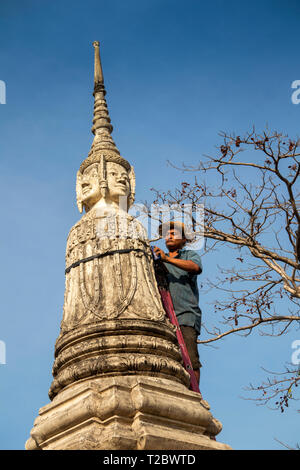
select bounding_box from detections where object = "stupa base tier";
[49,319,191,400]
[26,376,231,450]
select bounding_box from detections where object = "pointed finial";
[93,41,104,89]
[78,42,133,176]
[91,41,113,135]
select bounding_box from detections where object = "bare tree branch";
[148,127,300,412]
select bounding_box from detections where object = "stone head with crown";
[76,41,135,214]
[76,156,136,213]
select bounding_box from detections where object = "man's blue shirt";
[163,249,202,334]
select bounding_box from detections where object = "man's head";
[165,227,187,251]
[159,221,191,252]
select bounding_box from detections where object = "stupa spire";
[93,40,104,86]
[91,41,114,137]
[79,42,131,175]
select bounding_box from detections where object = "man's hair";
[159,221,192,242]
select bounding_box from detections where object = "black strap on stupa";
[65,248,149,274]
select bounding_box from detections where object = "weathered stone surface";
[61,209,166,332]
[26,376,231,450]
[49,318,191,399]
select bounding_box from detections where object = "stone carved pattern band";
[65,215,149,267]
[54,320,178,356]
[52,334,183,375]
[49,353,190,400]
[79,151,131,174]
[50,319,186,399]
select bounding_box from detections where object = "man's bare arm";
[164,256,201,274]
[153,247,201,274]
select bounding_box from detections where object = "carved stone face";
[78,161,131,212]
[80,163,101,210]
[106,162,130,204]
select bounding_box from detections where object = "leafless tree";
[148,127,300,412]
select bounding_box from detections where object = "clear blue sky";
[0,0,300,450]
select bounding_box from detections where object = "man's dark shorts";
[180,326,202,370]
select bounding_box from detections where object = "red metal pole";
[159,287,202,396]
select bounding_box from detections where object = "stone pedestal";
[26,376,231,450]
[26,315,231,450]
